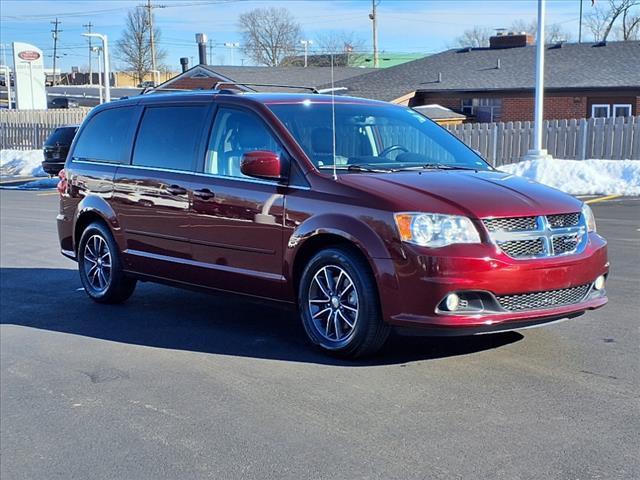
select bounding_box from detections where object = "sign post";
[12,42,47,110]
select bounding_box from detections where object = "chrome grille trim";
[497,284,591,311]
[483,213,586,259]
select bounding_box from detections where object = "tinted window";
[133,105,208,171]
[73,107,137,163]
[204,107,283,179]
[269,103,489,172]
[45,126,77,146]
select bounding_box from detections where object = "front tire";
[298,247,390,358]
[78,221,136,304]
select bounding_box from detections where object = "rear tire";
[298,247,390,358]
[78,221,136,304]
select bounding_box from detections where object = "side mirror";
[240,150,283,180]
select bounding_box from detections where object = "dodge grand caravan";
[57,91,608,357]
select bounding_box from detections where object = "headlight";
[394,212,481,248]
[582,203,596,232]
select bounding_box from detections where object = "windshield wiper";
[395,163,479,172]
[317,164,394,173]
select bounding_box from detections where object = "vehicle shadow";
[0,267,523,366]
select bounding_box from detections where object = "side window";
[132,105,208,171]
[73,106,137,163]
[204,107,283,179]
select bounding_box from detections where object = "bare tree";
[238,7,301,67]
[116,7,166,85]
[315,31,366,66]
[587,0,640,41]
[509,19,572,42]
[452,26,492,48]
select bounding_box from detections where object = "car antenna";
[330,52,338,181]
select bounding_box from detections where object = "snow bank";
[1,149,45,177]
[500,159,640,196]
[16,177,59,190]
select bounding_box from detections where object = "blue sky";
[1,0,593,71]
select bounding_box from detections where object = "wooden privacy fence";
[1,109,91,150]
[446,116,640,166]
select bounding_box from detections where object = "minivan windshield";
[268,102,491,173]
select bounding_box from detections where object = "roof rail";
[138,86,199,95]
[212,81,320,93]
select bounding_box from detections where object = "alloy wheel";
[307,265,359,343]
[83,234,112,292]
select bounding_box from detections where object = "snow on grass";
[1,149,45,177]
[500,159,640,196]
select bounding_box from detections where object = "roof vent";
[496,58,501,69]
[594,40,607,47]
[437,72,442,83]
[489,32,534,49]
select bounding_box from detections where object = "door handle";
[166,184,187,195]
[193,188,215,200]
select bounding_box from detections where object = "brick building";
[330,35,640,123]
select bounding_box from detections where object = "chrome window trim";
[71,159,311,190]
[484,214,587,259]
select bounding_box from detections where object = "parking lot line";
[585,194,622,204]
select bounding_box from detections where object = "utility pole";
[140,1,165,84]
[369,0,379,68]
[300,40,313,67]
[83,21,93,85]
[578,0,583,43]
[208,38,214,65]
[51,18,62,85]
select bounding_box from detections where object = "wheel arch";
[73,195,122,253]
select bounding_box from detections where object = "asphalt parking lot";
[1,189,638,480]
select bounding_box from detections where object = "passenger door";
[188,106,286,299]
[112,103,210,282]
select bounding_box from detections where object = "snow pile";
[1,149,45,177]
[17,177,59,190]
[500,159,640,196]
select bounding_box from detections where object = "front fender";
[284,214,401,317]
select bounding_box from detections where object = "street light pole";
[82,32,110,102]
[524,0,552,161]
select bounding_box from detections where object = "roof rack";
[212,81,320,93]
[139,86,197,95]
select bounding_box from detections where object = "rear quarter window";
[132,105,208,171]
[72,106,137,163]
[45,126,77,146]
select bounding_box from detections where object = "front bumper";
[381,232,609,332]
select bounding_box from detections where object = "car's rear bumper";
[42,161,65,175]
[378,232,609,332]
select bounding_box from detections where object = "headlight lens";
[394,212,481,247]
[582,203,596,232]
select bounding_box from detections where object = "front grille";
[552,234,580,255]
[483,212,586,259]
[483,216,537,232]
[547,213,580,228]
[497,284,591,311]
[499,239,544,258]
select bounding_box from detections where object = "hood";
[340,170,583,218]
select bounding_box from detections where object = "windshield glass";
[268,102,490,172]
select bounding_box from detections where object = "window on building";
[591,104,611,118]
[613,104,632,118]
[73,106,137,163]
[132,105,208,171]
[461,98,502,122]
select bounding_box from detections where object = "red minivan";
[57,91,608,357]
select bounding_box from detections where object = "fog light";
[594,275,605,291]
[445,293,460,311]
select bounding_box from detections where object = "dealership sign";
[12,42,47,110]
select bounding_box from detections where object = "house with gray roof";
[327,34,640,123]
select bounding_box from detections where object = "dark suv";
[57,91,608,357]
[42,125,78,176]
